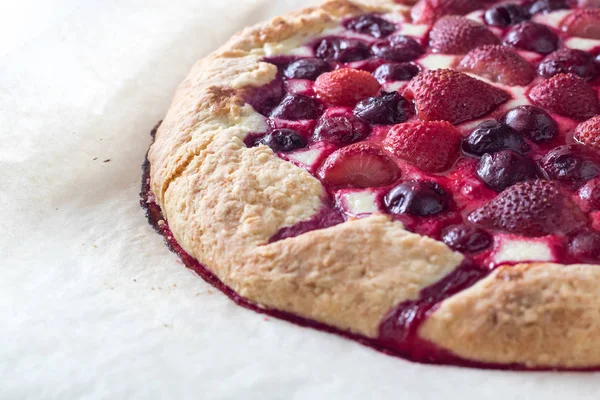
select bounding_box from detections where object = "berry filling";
[237,6,600,367]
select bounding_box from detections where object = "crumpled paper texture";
[1,0,598,398]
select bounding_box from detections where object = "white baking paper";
[1,1,599,398]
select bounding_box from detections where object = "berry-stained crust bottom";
[142,125,596,371]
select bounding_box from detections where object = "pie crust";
[146,0,600,368]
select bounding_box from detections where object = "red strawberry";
[314,69,381,106]
[317,142,400,188]
[468,180,587,237]
[457,45,535,86]
[403,69,510,124]
[383,121,461,172]
[411,0,490,24]
[562,9,600,40]
[574,115,600,152]
[428,16,500,55]
[529,73,600,120]
[575,0,600,7]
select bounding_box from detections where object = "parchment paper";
[1,1,599,398]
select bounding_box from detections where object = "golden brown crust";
[420,263,600,368]
[148,0,600,367]
[149,0,463,339]
[152,0,460,338]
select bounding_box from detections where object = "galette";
[142,0,600,369]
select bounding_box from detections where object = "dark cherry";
[476,150,539,192]
[568,230,600,261]
[504,21,559,54]
[462,120,529,157]
[257,129,307,152]
[283,58,332,80]
[373,62,420,82]
[441,225,492,253]
[314,37,371,63]
[371,35,424,62]
[270,94,323,120]
[577,177,600,212]
[353,91,412,125]
[484,4,530,27]
[312,115,371,146]
[539,144,600,188]
[501,105,558,143]
[245,78,283,116]
[527,0,569,14]
[344,14,396,38]
[537,49,598,81]
[384,181,450,217]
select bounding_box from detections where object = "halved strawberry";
[383,121,461,173]
[574,115,600,153]
[404,69,510,124]
[317,142,400,188]
[529,73,600,120]
[468,180,587,237]
[411,0,489,24]
[457,45,535,86]
[314,69,381,106]
[428,16,500,55]
[562,8,600,39]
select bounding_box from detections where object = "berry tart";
[142,0,600,369]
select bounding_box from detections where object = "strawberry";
[403,69,510,124]
[411,0,489,24]
[383,121,461,172]
[562,9,600,40]
[529,73,600,120]
[575,0,600,7]
[457,45,535,86]
[574,115,600,153]
[428,16,500,55]
[317,142,400,188]
[314,69,381,106]
[468,180,587,237]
